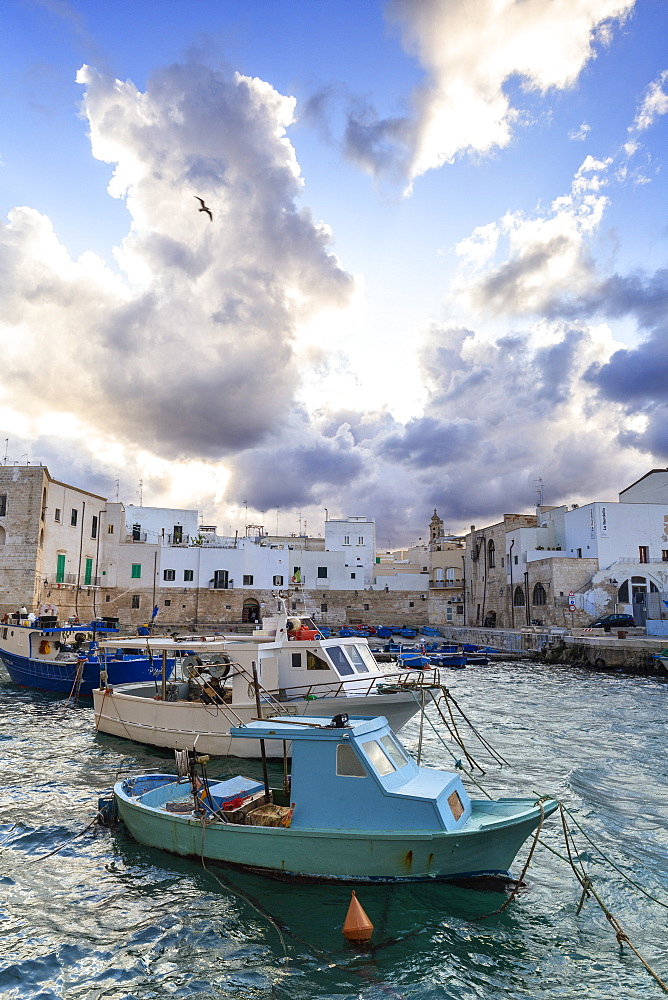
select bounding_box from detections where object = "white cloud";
[387,0,634,181]
[632,69,668,132]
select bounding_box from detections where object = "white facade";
[123,505,200,545]
[324,516,376,585]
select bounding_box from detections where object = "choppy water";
[1,662,667,999]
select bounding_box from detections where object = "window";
[639,546,649,564]
[361,740,395,776]
[243,574,254,585]
[0,495,6,517]
[91,515,98,539]
[163,569,175,581]
[132,523,141,541]
[513,586,525,607]
[108,524,114,534]
[131,595,140,609]
[358,536,364,545]
[363,603,369,611]
[273,575,283,586]
[350,572,356,579]
[343,535,350,545]
[347,646,370,673]
[409,601,414,607]
[54,508,61,522]
[213,569,229,589]
[380,735,408,769]
[317,567,328,579]
[184,569,194,582]
[173,525,183,543]
[307,650,330,670]
[533,582,547,605]
[514,554,519,565]
[321,603,328,612]
[164,599,171,607]
[56,553,66,584]
[487,539,495,568]
[662,551,668,563]
[105,594,111,602]
[336,743,367,777]
[291,567,302,584]
[84,558,93,586]
[131,563,142,579]
[71,508,78,526]
[291,652,302,668]
[576,548,582,558]
[326,645,354,676]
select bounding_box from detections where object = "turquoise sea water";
[0,662,666,999]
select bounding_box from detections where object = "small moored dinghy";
[109,713,557,883]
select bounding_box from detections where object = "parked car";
[587,613,636,632]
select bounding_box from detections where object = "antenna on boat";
[251,660,271,804]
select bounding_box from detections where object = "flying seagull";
[194,196,213,221]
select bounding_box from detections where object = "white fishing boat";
[92,597,442,758]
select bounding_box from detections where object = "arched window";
[617,580,629,603]
[532,582,546,605]
[487,539,495,568]
[513,586,525,607]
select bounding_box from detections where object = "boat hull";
[114,777,556,882]
[0,651,173,697]
[93,685,425,757]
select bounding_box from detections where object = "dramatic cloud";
[455,155,611,317]
[343,0,634,184]
[0,62,353,464]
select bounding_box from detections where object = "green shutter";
[131,564,141,579]
[84,558,93,586]
[56,554,65,584]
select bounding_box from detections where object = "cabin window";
[347,645,370,673]
[336,743,367,777]
[448,790,465,821]
[131,564,142,579]
[326,645,354,676]
[163,569,175,581]
[306,650,329,670]
[184,570,194,582]
[291,652,302,668]
[355,645,378,672]
[380,735,408,769]
[361,740,396,776]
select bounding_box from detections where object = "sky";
[2,0,668,545]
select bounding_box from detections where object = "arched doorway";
[242,598,260,624]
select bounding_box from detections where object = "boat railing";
[263,667,443,703]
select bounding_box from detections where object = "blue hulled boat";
[0,615,173,696]
[109,713,557,883]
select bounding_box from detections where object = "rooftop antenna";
[138,479,143,506]
[3,439,7,465]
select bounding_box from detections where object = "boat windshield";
[361,735,409,775]
[325,645,354,676]
[351,644,379,673]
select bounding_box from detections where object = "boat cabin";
[229,715,472,832]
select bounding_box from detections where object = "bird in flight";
[194,196,213,221]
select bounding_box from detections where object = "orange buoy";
[342,890,374,944]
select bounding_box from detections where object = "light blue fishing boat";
[109,714,557,883]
